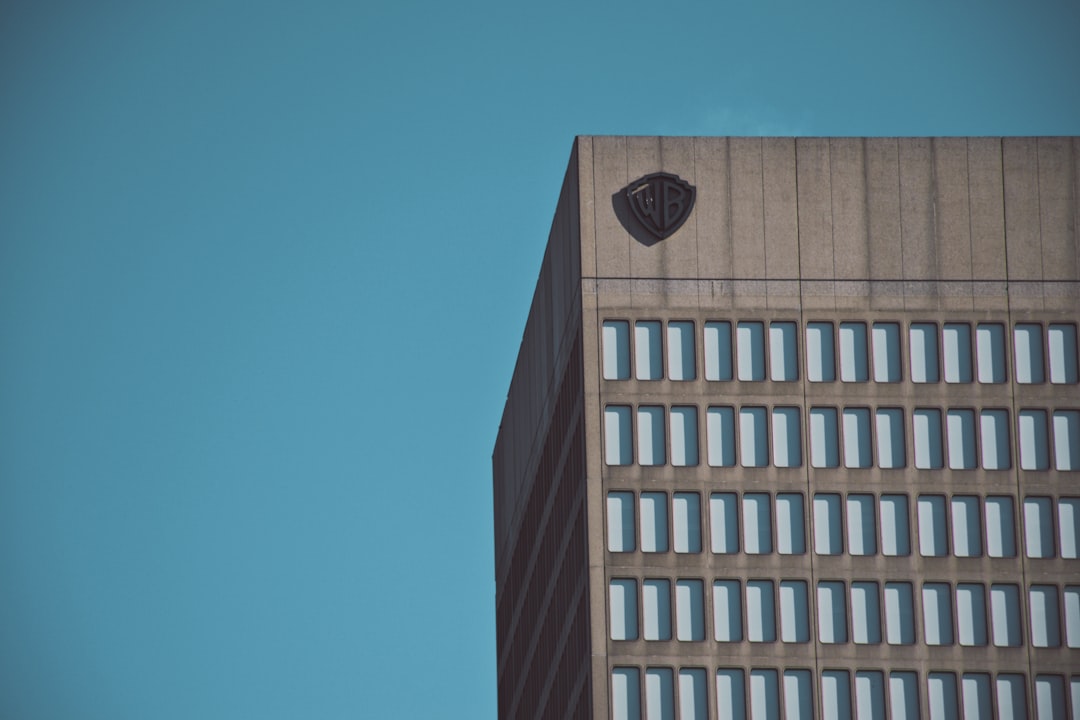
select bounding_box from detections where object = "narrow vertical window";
[943,323,972,383]
[769,321,798,381]
[985,495,1017,558]
[715,669,746,720]
[839,322,869,382]
[889,673,919,720]
[1048,324,1079,384]
[606,405,633,465]
[961,675,992,720]
[995,675,1027,720]
[672,493,701,554]
[850,582,882,644]
[638,406,666,466]
[607,492,635,552]
[809,407,840,468]
[771,406,801,468]
[927,674,958,720]
[1029,585,1060,647]
[922,583,954,645]
[610,579,639,640]
[603,320,631,379]
[1018,409,1050,470]
[779,580,809,643]
[670,406,699,467]
[1059,497,1079,559]
[814,493,843,555]
[667,321,696,381]
[745,580,776,642]
[1034,676,1066,720]
[976,323,1006,383]
[749,670,779,720]
[679,669,708,720]
[775,493,805,555]
[712,580,742,642]
[884,583,915,645]
[635,321,663,380]
[703,321,733,381]
[820,671,852,720]
[880,495,910,556]
[1063,586,1080,649]
[872,322,902,382]
[743,493,772,555]
[990,584,1022,647]
[739,407,768,467]
[913,408,944,469]
[706,406,736,467]
[640,493,668,553]
[843,408,872,468]
[736,321,765,381]
[980,409,1011,469]
[675,579,705,641]
[1014,324,1044,383]
[612,668,642,720]
[806,322,835,382]
[956,584,987,646]
[1053,410,1080,470]
[946,409,977,469]
[950,495,982,558]
[1024,496,1055,558]
[710,493,739,554]
[855,672,886,720]
[642,579,672,641]
[875,408,905,468]
[909,323,939,383]
[645,668,674,720]
[918,495,948,557]
[817,581,847,644]
[846,494,877,556]
[783,670,814,720]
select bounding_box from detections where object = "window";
[927,673,958,720]
[672,493,701,554]
[1014,324,1044,383]
[667,321,695,380]
[603,321,631,379]
[743,493,772,554]
[809,407,839,468]
[875,408,905,468]
[610,579,639,640]
[1064,586,1080,649]
[771,407,801,467]
[670,406,699,466]
[1024,496,1055,558]
[851,582,881,644]
[872,322,901,382]
[847,494,876,556]
[1018,409,1050,470]
[817,581,847,644]
[635,321,663,380]
[839,322,868,382]
[990,584,1022,647]
[642,579,672,640]
[605,406,633,465]
[918,495,948,557]
[1034,676,1066,720]
[736,322,765,381]
[679,669,708,720]
[712,580,742,642]
[951,496,982,557]
[1060,498,1080,559]
[1048,324,1078,383]
[985,495,1017,558]
[638,406,666,466]
[855,672,886,720]
[820,671,852,720]
[612,668,641,720]
[715,670,745,720]
[956,584,987,646]
[995,675,1027,720]
[980,410,1011,469]
[779,581,810,643]
[1054,410,1080,470]
[806,322,835,382]
[645,668,674,720]
[703,321,733,381]
[943,323,972,383]
[889,673,919,720]
[880,495,910,556]
[1029,585,1060,648]
[909,323,939,383]
[783,670,814,720]
[814,494,842,555]
[739,407,768,467]
[946,409,977,469]
[607,492,635,552]
[922,583,953,645]
[769,322,798,381]
[961,674,992,720]
[775,494,805,555]
[976,323,1006,383]
[640,493,668,553]
[710,493,739,554]
[746,580,776,642]
[749,670,779,720]
[706,406,736,467]
[843,408,872,468]
[675,579,705,641]
[884,583,915,645]
[913,409,943,469]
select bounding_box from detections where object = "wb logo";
[623,172,696,241]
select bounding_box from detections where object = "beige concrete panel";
[1076,138,1080,281]
[626,137,664,282]
[729,137,766,279]
[1038,137,1077,281]
[864,138,903,281]
[762,138,799,280]
[575,137,596,279]
[693,137,732,281]
[899,137,936,285]
[967,137,1007,280]
[657,136,700,279]
[795,137,834,280]
[932,138,973,288]
[592,136,631,279]
[1002,137,1043,281]
[830,138,869,282]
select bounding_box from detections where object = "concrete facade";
[494,137,1080,720]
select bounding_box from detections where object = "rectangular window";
[769,321,798,381]
[703,321,733,381]
[1053,410,1080,470]
[1060,498,1079,559]
[851,581,882,644]
[820,671,852,720]
[814,493,843,555]
[980,409,1011,469]
[847,494,876,556]
[875,408,905,468]
[640,493,668,553]
[646,668,674,720]
[607,492,635,552]
[839,322,869,382]
[679,669,708,720]
[918,495,948,557]
[775,493,805,555]
[610,579,639,640]
[956,584,987,646]
[961,674,992,720]
[817,581,847,644]
[672,493,701,554]
[670,406,699,466]
[880,495,911,556]
[927,673,958,720]
[1064,586,1080,649]
[771,407,801,467]
[922,583,954,645]
[736,322,765,381]
[743,493,772,554]
[990,584,1022,647]
[1018,409,1050,470]
[642,579,672,640]
[913,408,944,469]
[749,670,779,720]
[976,323,1006,383]
[855,672,886,720]
[943,323,972,383]
[1048,323,1079,383]
[843,408,872,468]
[740,407,768,467]
[946,409,977,469]
[806,322,835,382]
[1024,496,1055,558]
[746,580,776,642]
[1014,324,1044,383]
[783,670,814,720]
[635,321,663,380]
[603,321,631,380]
[675,579,705,641]
[1029,585,1060,647]
[872,322,902,382]
[810,407,840,468]
[638,406,666,466]
[951,496,982,557]
[779,580,809,643]
[889,672,919,720]
[715,669,745,720]
[612,668,641,720]
[712,580,742,642]
[985,496,1017,558]
[667,321,696,381]
[1034,676,1066,720]
[884,583,915,645]
[706,406,736,467]
[710,493,739,554]
[909,323,939,383]
[995,675,1027,720]
[605,406,633,465]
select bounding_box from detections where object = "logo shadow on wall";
[613,172,696,246]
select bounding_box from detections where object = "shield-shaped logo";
[625,172,696,240]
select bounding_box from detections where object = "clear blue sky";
[1,1,1078,718]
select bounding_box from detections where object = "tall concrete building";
[493,137,1080,720]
